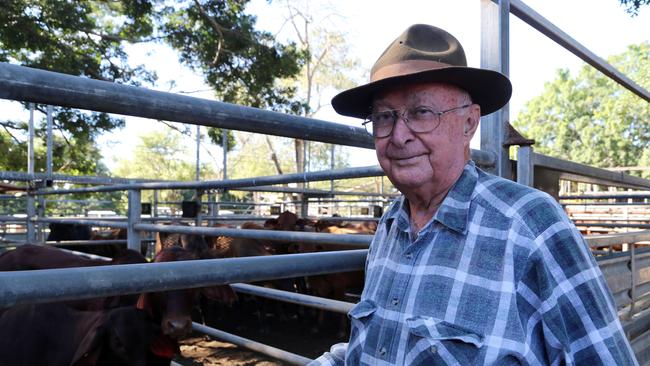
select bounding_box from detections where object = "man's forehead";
[372,82,468,107]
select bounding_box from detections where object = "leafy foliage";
[113,128,218,203]
[618,0,650,15]
[512,42,650,170]
[0,0,307,174]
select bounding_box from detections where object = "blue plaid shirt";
[310,161,636,365]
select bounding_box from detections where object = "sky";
[1,0,649,173]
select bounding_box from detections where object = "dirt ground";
[173,304,348,365]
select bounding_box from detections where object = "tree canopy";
[512,42,649,172]
[0,0,306,173]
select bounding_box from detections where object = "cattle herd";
[0,211,377,365]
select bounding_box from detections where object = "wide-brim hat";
[331,24,512,118]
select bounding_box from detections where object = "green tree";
[618,0,650,15]
[0,0,306,173]
[513,42,650,170]
[113,129,218,204]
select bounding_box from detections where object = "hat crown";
[370,24,467,79]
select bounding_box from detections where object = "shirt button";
[379,347,387,356]
[404,252,413,259]
[430,345,437,353]
[391,298,399,306]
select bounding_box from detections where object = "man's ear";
[463,104,480,137]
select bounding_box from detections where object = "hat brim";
[331,67,512,118]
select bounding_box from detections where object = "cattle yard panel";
[2,0,650,364]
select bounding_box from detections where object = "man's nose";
[390,115,414,144]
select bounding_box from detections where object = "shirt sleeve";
[307,342,348,366]
[516,221,638,365]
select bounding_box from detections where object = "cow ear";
[71,321,106,366]
[201,285,238,305]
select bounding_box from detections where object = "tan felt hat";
[331,24,512,118]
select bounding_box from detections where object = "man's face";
[373,82,479,194]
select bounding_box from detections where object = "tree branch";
[193,0,225,66]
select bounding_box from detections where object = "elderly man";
[310,24,636,365]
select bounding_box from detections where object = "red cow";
[0,244,147,310]
[0,302,153,366]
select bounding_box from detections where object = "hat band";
[370,60,452,82]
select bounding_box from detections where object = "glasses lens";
[406,107,439,133]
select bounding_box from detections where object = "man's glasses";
[362,104,472,138]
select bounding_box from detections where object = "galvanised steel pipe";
[134,223,373,247]
[0,170,161,184]
[0,63,500,169]
[508,0,650,103]
[33,166,386,195]
[0,250,368,307]
[230,283,354,314]
[0,63,373,149]
[192,322,312,365]
[534,153,650,190]
[36,218,128,229]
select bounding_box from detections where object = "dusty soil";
[173,304,349,365]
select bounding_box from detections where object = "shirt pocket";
[348,299,377,332]
[405,315,484,366]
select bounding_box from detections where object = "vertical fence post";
[196,125,201,181]
[36,196,45,242]
[28,103,35,174]
[195,189,203,227]
[480,0,511,179]
[629,242,637,319]
[517,146,534,186]
[127,189,142,252]
[26,193,36,243]
[46,105,53,181]
[207,191,215,226]
[222,129,228,180]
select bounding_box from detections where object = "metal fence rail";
[0,250,367,308]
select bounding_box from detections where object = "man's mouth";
[391,153,426,163]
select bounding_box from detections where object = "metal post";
[28,103,35,174]
[127,189,142,252]
[222,129,228,180]
[330,144,335,193]
[207,191,215,226]
[195,189,203,227]
[46,105,54,179]
[480,0,511,179]
[195,125,201,181]
[153,190,159,218]
[629,242,637,319]
[301,196,309,219]
[26,193,36,243]
[37,197,45,242]
[517,146,534,186]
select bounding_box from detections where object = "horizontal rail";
[576,223,650,229]
[33,166,386,195]
[134,223,372,247]
[235,185,399,197]
[534,153,650,190]
[0,170,162,184]
[231,283,354,314]
[192,322,311,365]
[0,250,368,307]
[36,218,128,229]
[562,193,650,200]
[0,63,374,149]
[586,231,650,248]
[509,0,650,103]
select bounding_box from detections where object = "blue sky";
[2,0,648,172]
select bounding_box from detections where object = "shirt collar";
[385,161,478,235]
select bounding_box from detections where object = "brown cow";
[0,244,147,310]
[0,302,153,366]
[300,225,370,337]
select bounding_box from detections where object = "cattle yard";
[1,0,650,365]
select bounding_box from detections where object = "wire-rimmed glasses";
[362,104,472,138]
